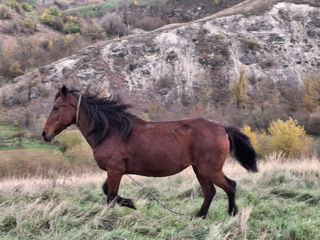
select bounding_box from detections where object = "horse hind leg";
[224,175,238,216]
[210,172,238,216]
[102,178,136,210]
[193,166,216,218]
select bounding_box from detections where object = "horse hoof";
[195,213,206,219]
[127,199,137,210]
[229,206,238,217]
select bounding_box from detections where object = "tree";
[230,65,248,108]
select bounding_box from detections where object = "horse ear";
[60,84,68,98]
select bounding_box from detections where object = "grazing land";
[0,158,319,240]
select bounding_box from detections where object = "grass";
[68,0,134,16]
[68,0,158,16]
[0,158,319,239]
[0,124,58,151]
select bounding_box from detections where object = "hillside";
[0,0,247,84]
[0,0,319,132]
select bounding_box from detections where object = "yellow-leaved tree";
[230,65,248,108]
[242,125,257,150]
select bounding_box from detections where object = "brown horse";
[42,85,257,218]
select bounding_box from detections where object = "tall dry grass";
[0,156,319,194]
[0,148,99,178]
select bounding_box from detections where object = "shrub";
[101,13,127,36]
[56,130,83,152]
[0,6,12,19]
[81,20,102,40]
[243,119,311,158]
[268,118,310,157]
[8,60,23,78]
[21,2,32,12]
[5,0,22,14]
[41,11,55,26]
[63,21,81,34]
[242,125,257,150]
[49,7,61,17]
[24,18,37,33]
[52,16,63,31]
[255,131,273,158]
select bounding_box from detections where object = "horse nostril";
[42,131,46,138]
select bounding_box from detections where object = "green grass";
[0,165,319,239]
[0,143,58,151]
[68,0,158,16]
[67,0,132,16]
[0,124,57,151]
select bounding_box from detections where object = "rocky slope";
[1,0,320,126]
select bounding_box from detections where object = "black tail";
[224,126,258,172]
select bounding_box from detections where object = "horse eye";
[53,106,59,111]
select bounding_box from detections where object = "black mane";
[55,89,134,146]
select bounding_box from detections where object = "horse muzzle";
[42,131,54,142]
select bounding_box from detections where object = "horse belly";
[128,150,190,177]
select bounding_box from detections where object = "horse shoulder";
[92,141,127,172]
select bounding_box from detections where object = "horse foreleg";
[103,175,136,209]
[106,172,122,208]
[193,166,216,218]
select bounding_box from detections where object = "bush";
[5,0,22,14]
[49,6,61,16]
[242,125,257,150]
[0,6,12,19]
[41,11,55,26]
[244,118,311,158]
[63,21,81,34]
[8,60,23,78]
[56,130,83,152]
[52,16,63,31]
[21,2,32,12]
[81,20,102,40]
[24,18,37,33]
[268,118,310,157]
[101,13,127,36]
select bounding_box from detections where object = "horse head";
[42,85,78,142]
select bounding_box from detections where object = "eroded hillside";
[0,0,320,131]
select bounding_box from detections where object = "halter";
[76,93,82,126]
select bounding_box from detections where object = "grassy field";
[0,158,319,239]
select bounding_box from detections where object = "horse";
[42,85,258,218]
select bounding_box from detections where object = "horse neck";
[76,108,96,148]
[76,107,122,148]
